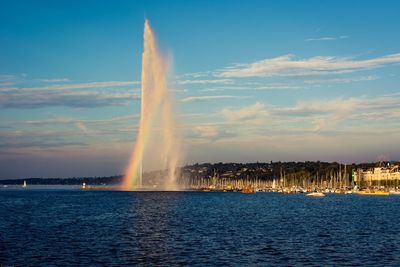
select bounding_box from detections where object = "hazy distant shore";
[1,161,398,186]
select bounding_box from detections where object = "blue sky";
[1,0,400,179]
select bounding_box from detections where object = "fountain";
[122,20,182,190]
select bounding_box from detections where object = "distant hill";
[1,161,398,185]
[0,175,123,185]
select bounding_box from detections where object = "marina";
[175,163,400,196]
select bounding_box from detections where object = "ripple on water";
[1,191,400,266]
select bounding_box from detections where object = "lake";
[1,189,400,266]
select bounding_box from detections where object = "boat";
[357,190,389,196]
[242,187,256,194]
[306,192,325,197]
[389,191,400,195]
[22,180,27,188]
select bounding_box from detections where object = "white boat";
[390,191,400,195]
[306,192,325,197]
[22,180,27,188]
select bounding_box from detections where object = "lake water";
[1,189,400,266]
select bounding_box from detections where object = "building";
[354,165,400,185]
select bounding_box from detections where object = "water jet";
[122,20,182,191]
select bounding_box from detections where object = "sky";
[1,0,400,179]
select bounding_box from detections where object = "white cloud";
[273,98,357,116]
[0,80,141,108]
[0,74,17,82]
[25,115,138,126]
[181,95,250,103]
[200,86,249,92]
[75,122,90,134]
[170,89,188,93]
[194,125,220,138]
[35,78,71,83]
[0,89,140,108]
[185,122,237,143]
[200,85,303,92]
[177,79,233,85]
[305,35,349,42]
[216,53,400,77]
[218,93,400,134]
[0,81,139,93]
[175,71,211,79]
[222,102,268,121]
[304,75,379,85]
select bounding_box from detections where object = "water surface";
[1,189,399,266]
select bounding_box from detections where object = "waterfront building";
[354,165,400,186]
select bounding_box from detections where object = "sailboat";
[22,180,27,188]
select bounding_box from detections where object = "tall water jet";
[122,20,182,190]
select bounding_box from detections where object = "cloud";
[272,98,357,116]
[0,81,139,92]
[260,97,359,132]
[193,125,220,138]
[304,75,379,85]
[0,122,138,151]
[75,122,90,135]
[35,78,71,83]
[181,95,250,103]
[305,35,349,42]
[274,95,400,132]
[0,82,16,87]
[0,90,139,108]
[222,102,268,121]
[0,74,17,82]
[177,79,233,85]
[200,86,249,92]
[25,115,138,126]
[23,115,139,135]
[0,130,88,150]
[0,74,18,87]
[0,80,141,108]
[186,123,237,143]
[200,85,304,92]
[218,93,400,134]
[0,140,87,150]
[198,75,377,93]
[170,89,188,93]
[216,53,400,77]
[176,71,211,79]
